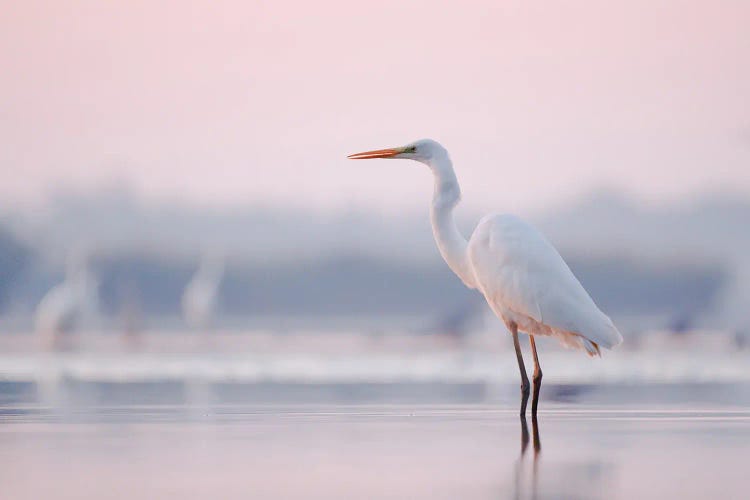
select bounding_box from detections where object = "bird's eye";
[406,146,417,153]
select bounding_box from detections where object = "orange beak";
[347,147,403,160]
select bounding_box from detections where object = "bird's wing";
[467,214,622,349]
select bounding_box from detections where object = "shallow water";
[2,332,749,498]
[1,402,748,499]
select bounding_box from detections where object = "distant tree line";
[0,226,34,312]
[0,222,726,320]
[93,252,724,318]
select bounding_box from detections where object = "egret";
[35,254,99,349]
[182,255,224,332]
[348,139,623,415]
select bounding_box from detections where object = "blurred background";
[1,0,749,406]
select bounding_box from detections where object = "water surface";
[1,402,747,499]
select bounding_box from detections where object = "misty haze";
[2,2,749,500]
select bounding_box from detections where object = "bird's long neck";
[427,152,476,289]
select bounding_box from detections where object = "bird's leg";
[529,335,543,416]
[511,324,530,416]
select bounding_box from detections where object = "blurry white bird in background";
[182,254,225,332]
[349,139,623,416]
[34,251,99,350]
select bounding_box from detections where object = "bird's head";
[347,138,447,165]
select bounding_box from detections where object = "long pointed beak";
[347,147,403,160]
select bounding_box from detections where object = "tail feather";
[582,338,601,357]
[551,329,602,356]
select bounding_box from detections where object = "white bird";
[35,255,99,349]
[182,255,224,332]
[349,139,623,415]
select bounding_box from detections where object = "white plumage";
[468,213,622,356]
[35,283,82,335]
[182,256,224,331]
[35,256,98,345]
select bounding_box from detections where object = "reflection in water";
[1,403,746,499]
[512,414,613,500]
[514,414,541,499]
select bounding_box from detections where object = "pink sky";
[1,1,749,213]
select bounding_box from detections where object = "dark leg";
[511,323,530,416]
[529,335,543,416]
